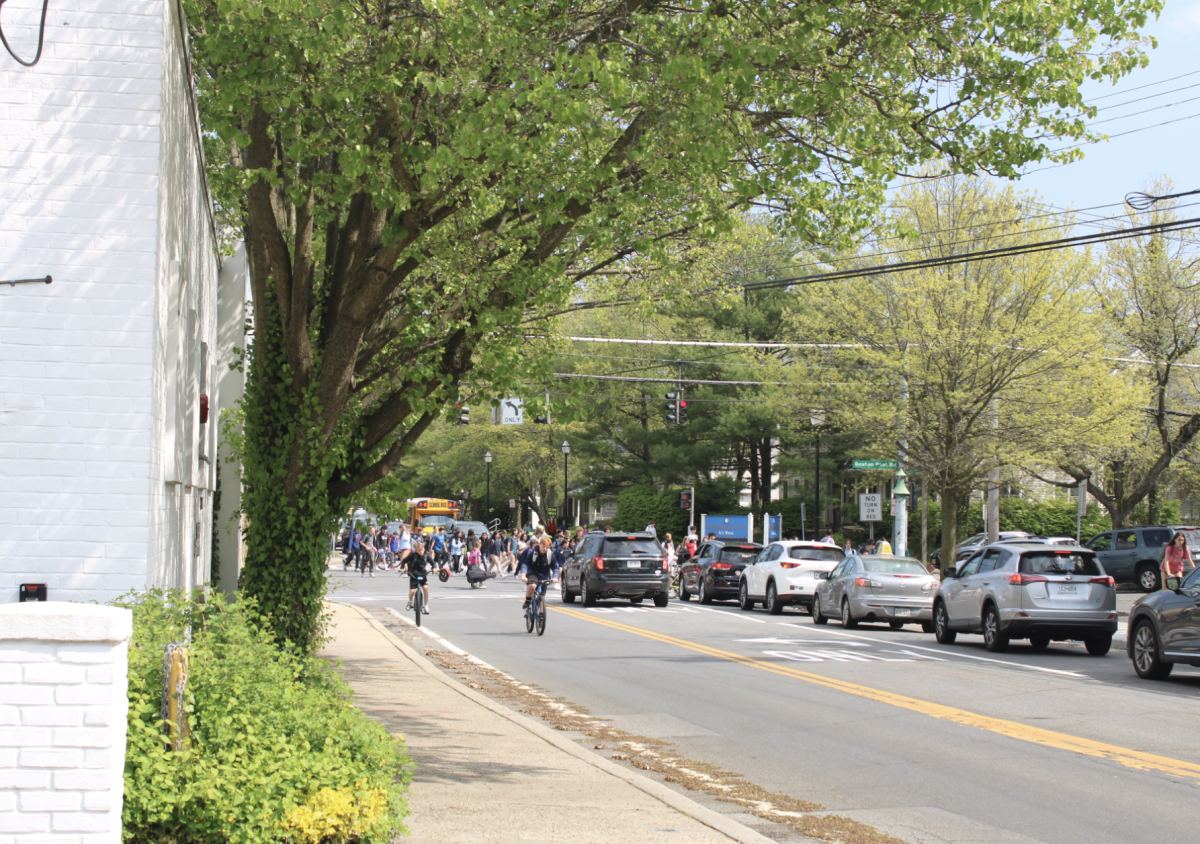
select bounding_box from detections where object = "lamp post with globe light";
[561,441,571,528]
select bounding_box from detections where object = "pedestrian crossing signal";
[456,403,470,425]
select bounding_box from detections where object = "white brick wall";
[0,0,233,603]
[0,602,132,844]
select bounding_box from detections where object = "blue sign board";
[768,515,782,542]
[708,515,749,540]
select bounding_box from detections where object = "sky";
[1009,0,1200,214]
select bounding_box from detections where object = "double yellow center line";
[553,605,1200,782]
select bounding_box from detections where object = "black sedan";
[679,541,762,604]
[1127,566,1200,679]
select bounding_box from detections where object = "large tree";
[781,177,1131,569]
[1035,184,1200,527]
[186,0,1159,647]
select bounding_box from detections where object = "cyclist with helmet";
[403,540,432,614]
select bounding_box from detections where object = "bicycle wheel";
[414,586,423,628]
[525,599,535,633]
[535,595,546,636]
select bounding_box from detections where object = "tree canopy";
[186,0,1162,646]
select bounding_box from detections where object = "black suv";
[679,540,763,603]
[561,532,670,607]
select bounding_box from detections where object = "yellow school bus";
[407,498,460,535]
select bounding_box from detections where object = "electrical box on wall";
[19,583,47,602]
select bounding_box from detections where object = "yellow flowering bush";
[282,784,390,844]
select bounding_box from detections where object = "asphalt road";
[330,566,1200,844]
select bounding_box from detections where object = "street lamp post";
[893,469,910,557]
[810,409,825,536]
[561,441,571,529]
[484,451,492,523]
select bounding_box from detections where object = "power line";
[0,0,49,67]
[740,215,1200,292]
[547,391,766,403]
[555,372,785,386]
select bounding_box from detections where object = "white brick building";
[0,0,245,605]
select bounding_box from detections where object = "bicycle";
[524,578,548,636]
[411,571,427,627]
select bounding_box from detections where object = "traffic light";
[456,403,470,425]
[678,398,688,424]
[665,392,679,424]
[680,490,692,510]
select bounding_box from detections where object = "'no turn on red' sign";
[859,493,883,522]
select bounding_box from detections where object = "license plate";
[1058,584,1078,594]
[625,561,640,569]
[893,607,913,617]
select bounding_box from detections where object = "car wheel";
[699,578,713,605]
[841,598,858,629]
[653,593,669,608]
[679,581,691,601]
[1085,633,1113,656]
[738,581,754,611]
[1137,564,1160,593]
[1132,620,1173,679]
[889,621,904,629]
[1029,634,1050,650]
[766,582,784,616]
[560,576,576,604]
[934,602,956,644]
[581,577,597,607]
[921,621,934,634]
[982,605,1009,653]
[811,596,829,625]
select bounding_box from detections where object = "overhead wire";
[0,0,49,67]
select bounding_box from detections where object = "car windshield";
[419,515,455,527]
[956,534,986,548]
[862,558,927,575]
[1019,551,1102,576]
[719,548,760,563]
[1184,567,1200,588]
[601,539,661,556]
[1175,529,1200,546]
[788,547,844,562]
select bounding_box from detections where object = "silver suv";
[932,543,1118,655]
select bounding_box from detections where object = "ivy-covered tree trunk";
[939,487,960,572]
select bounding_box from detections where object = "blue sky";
[1013,1,1200,213]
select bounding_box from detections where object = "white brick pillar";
[0,604,132,844]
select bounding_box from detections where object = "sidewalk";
[319,602,774,844]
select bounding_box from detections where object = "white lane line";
[384,606,469,656]
[778,622,1086,677]
[683,604,768,623]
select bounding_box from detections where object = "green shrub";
[116,590,409,844]
[612,486,688,536]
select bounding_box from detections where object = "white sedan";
[739,541,846,615]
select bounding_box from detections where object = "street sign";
[852,460,899,470]
[500,398,525,425]
[768,515,782,542]
[708,515,750,540]
[508,499,516,508]
[547,506,558,518]
[859,493,882,522]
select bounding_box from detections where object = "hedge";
[116,590,409,844]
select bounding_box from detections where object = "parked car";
[679,540,762,604]
[1126,566,1200,679]
[930,531,1034,569]
[932,543,1117,654]
[1083,526,1178,592]
[738,541,844,614]
[812,555,938,631]
[560,532,670,607]
[450,520,489,539]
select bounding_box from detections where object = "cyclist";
[520,535,558,610]
[403,540,432,614]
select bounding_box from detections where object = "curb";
[338,602,776,844]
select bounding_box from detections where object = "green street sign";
[547,507,558,518]
[852,459,900,470]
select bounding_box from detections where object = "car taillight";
[662,555,669,571]
[593,555,605,570]
[712,562,733,570]
[1006,573,1048,585]
[921,581,937,592]
[1089,576,1115,586]
[854,577,881,588]
[779,562,800,569]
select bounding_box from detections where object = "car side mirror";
[941,568,957,579]
[818,572,830,580]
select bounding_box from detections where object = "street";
[330,566,1200,844]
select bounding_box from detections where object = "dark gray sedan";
[1127,566,1200,679]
